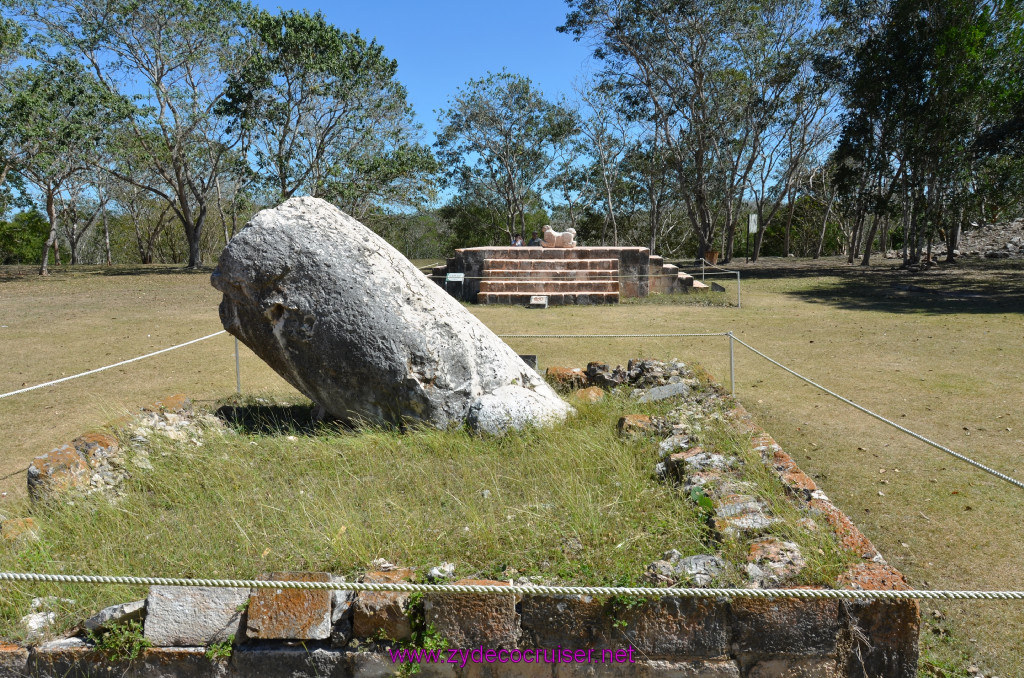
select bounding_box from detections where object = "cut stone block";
[352,568,414,641]
[247,572,332,640]
[232,645,347,678]
[615,597,729,657]
[746,658,838,678]
[519,595,612,647]
[730,598,840,656]
[144,585,247,647]
[0,643,28,676]
[424,579,518,648]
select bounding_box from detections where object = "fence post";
[736,271,742,308]
[234,337,241,395]
[728,331,735,395]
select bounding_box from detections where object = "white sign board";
[446,272,465,283]
[748,214,758,234]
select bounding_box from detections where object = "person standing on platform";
[526,231,542,247]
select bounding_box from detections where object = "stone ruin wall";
[2,377,919,678]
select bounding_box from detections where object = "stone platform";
[432,247,696,305]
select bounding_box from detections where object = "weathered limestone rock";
[0,644,28,676]
[82,599,145,633]
[27,433,125,501]
[637,382,691,403]
[352,568,414,641]
[144,585,247,647]
[572,386,605,403]
[645,551,725,587]
[27,444,90,501]
[247,572,332,640]
[211,197,571,433]
[424,579,519,648]
[545,366,588,391]
[746,538,806,587]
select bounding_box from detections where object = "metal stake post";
[736,272,742,308]
[728,332,735,395]
[234,338,241,394]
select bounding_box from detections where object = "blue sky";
[256,0,596,139]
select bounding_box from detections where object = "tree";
[0,16,29,216]
[1,57,129,274]
[573,83,630,245]
[0,209,47,264]
[435,71,576,245]
[220,9,435,213]
[560,0,835,261]
[830,0,1022,265]
[15,0,246,269]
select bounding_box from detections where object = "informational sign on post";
[446,272,465,283]
[746,214,758,263]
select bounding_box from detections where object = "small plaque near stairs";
[711,282,726,292]
[528,295,549,309]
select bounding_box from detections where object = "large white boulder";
[211,197,572,433]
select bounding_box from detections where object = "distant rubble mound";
[937,217,1024,259]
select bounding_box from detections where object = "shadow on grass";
[98,265,212,277]
[215,401,326,436]
[775,259,1024,315]
[0,264,212,283]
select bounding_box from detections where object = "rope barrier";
[2,572,1023,601]
[697,258,741,274]
[498,333,730,338]
[426,273,737,280]
[0,331,227,400]
[732,335,1024,491]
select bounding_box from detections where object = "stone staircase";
[434,246,707,304]
[477,257,620,305]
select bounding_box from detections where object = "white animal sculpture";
[540,225,577,248]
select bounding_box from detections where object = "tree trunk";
[69,233,80,265]
[216,176,230,247]
[814,192,835,259]
[783,186,796,257]
[186,225,202,269]
[723,202,736,263]
[103,206,112,265]
[861,215,882,266]
[648,183,659,253]
[40,188,59,276]
[946,210,961,262]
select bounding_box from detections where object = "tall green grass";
[0,392,704,639]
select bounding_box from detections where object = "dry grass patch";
[0,390,712,640]
[1,257,1022,674]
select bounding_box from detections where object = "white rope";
[697,258,741,274]
[732,336,1024,491]
[1,572,1022,601]
[0,331,227,400]
[499,333,730,338]
[427,273,737,280]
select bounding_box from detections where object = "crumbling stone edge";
[1,378,919,678]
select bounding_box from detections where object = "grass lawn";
[0,257,1022,675]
